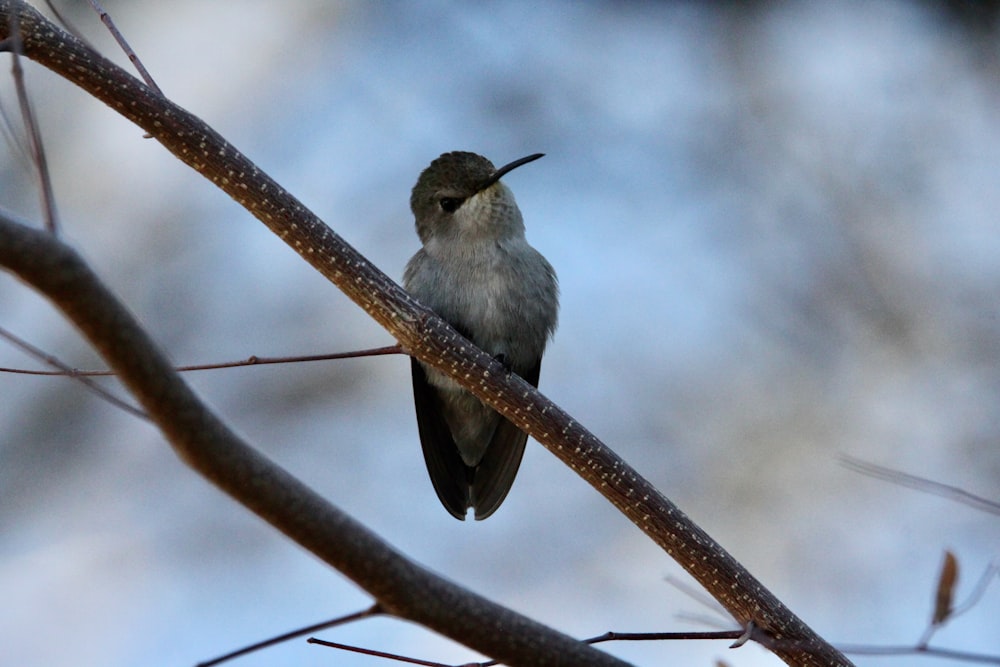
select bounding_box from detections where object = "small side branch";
[2,13,59,232]
[86,0,162,94]
[0,323,146,418]
[0,344,403,376]
[199,605,384,667]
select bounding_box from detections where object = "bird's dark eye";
[439,197,463,213]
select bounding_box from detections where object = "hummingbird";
[403,151,559,520]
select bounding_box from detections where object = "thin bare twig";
[586,630,744,644]
[86,0,161,94]
[0,323,146,419]
[307,628,749,667]
[664,574,731,622]
[0,344,404,376]
[841,455,1000,515]
[3,13,59,233]
[952,559,1000,618]
[199,605,383,667]
[836,643,1000,664]
[308,637,449,667]
[0,81,29,162]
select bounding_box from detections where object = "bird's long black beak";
[478,153,544,192]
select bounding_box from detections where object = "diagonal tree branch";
[0,3,851,665]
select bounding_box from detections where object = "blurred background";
[1,1,999,665]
